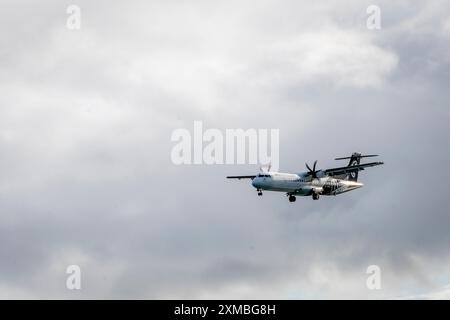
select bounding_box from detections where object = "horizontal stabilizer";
[335,154,378,160]
[325,161,384,177]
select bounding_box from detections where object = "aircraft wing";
[226,175,256,180]
[324,161,384,176]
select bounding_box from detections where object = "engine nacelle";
[316,170,326,178]
[312,187,323,194]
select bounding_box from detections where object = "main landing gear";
[287,193,320,202]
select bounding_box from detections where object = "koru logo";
[350,160,358,178]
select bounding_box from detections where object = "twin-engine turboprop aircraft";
[227,152,383,202]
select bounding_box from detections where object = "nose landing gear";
[257,189,263,196]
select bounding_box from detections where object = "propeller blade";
[313,160,317,172]
[305,162,312,172]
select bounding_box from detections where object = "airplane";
[227,152,383,202]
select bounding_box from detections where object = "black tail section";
[346,152,361,181]
[334,152,379,182]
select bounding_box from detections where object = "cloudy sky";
[0,0,450,299]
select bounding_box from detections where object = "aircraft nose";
[252,178,261,188]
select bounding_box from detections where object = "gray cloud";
[0,0,449,299]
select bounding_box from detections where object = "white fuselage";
[251,172,363,196]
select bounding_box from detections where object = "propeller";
[260,162,272,173]
[305,160,319,179]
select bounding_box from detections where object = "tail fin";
[334,152,379,182]
[346,152,361,181]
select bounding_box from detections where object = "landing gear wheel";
[288,195,296,202]
[312,193,320,200]
[257,189,263,196]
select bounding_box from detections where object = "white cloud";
[398,285,450,300]
[253,29,398,88]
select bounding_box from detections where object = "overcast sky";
[0,0,450,299]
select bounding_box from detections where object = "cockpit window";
[258,174,271,178]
